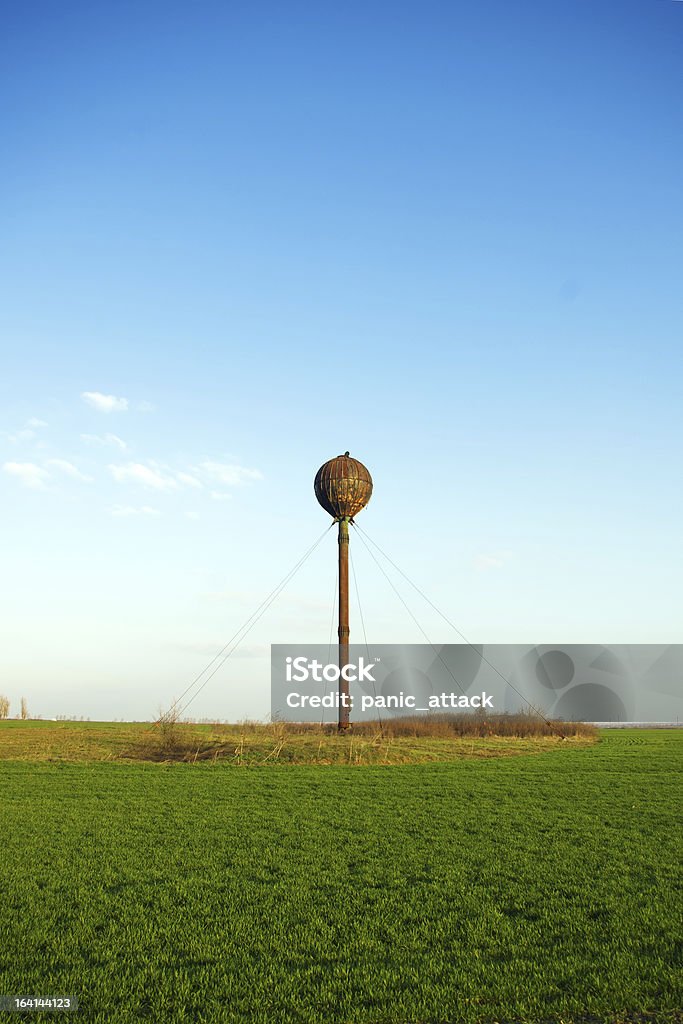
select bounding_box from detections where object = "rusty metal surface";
[314,452,373,520]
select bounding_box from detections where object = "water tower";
[314,452,373,730]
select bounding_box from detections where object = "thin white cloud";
[104,456,262,503]
[3,462,50,489]
[473,552,513,571]
[110,505,161,517]
[81,433,127,450]
[5,429,35,443]
[177,472,202,488]
[108,461,178,490]
[137,400,155,413]
[82,391,129,413]
[4,417,49,442]
[198,461,263,486]
[46,459,93,483]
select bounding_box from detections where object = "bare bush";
[129,703,214,762]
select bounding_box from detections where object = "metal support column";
[338,516,350,730]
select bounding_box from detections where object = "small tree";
[20,697,28,720]
[0,695,9,719]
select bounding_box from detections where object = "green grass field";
[0,728,680,1023]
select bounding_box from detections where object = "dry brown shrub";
[343,711,596,740]
[271,711,594,740]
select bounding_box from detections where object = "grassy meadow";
[0,715,596,766]
[0,725,680,1023]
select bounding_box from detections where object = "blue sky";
[1,1,682,720]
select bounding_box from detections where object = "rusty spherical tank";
[314,452,373,520]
